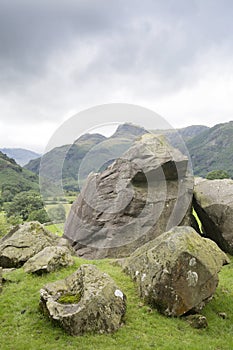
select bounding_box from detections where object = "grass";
[45,223,64,236]
[1,257,233,350]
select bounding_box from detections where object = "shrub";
[206,170,230,180]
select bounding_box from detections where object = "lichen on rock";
[123,226,229,317]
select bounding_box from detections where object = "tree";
[27,208,50,224]
[5,190,44,221]
[206,170,230,180]
[47,204,66,223]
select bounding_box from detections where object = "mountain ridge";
[0,148,41,166]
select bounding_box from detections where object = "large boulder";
[123,226,229,317]
[193,178,233,254]
[0,222,59,268]
[64,134,193,259]
[23,246,74,274]
[40,264,127,335]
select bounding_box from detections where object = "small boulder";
[193,178,233,254]
[123,226,229,316]
[23,246,74,274]
[40,264,127,335]
[0,222,59,268]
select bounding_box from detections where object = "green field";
[1,256,233,350]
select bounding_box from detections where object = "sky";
[1,0,233,152]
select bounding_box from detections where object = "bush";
[4,190,44,221]
[27,208,50,224]
[47,204,66,223]
[206,170,230,180]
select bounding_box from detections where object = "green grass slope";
[1,256,233,350]
[186,121,233,177]
[0,151,38,194]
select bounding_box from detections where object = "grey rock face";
[40,264,127,336]
[0,222,59,268]
[123,226,229,317]
[23,246,74,274]
[64,134,193,259]
[193,178,233,254]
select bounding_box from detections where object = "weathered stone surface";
[193,178,233,254]
[64,134,193,259]
[123,226,229,317]
[0,222,59,268]
[186,314,208,329]
[40,264,127,335]
[0,267,2,293]
[23,246,74,274]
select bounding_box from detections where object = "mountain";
[25,121,233,193]
[25,133,109,192]
[152,125,209,154]
[0,151,39,201]
[0,148,41,166]
[111,122,148,139]
[186,121,233,177]
[24,124,148,193]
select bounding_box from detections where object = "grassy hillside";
[0,148,41,166]
[0,151,39,199]
[186,121,233,177]
[1,255,233,350]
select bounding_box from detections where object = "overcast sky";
[1,0,233,152]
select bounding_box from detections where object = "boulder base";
[123,226,229,316]
[40,264,127,335]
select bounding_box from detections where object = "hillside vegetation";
[0,151,39,202]
[186,121,233,177]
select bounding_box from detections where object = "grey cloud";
[0,0,233,124]
[0,1,232,79]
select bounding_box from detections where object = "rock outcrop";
[123,226,229,317]
[0,222,59,268]
[64,134,193,259]
[40,264,127,336]
[24,246,74,274]
[193,178,233,254]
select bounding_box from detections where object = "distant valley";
[0,148,41,166]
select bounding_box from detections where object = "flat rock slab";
[40,264,127,336]
[0,222,59,268]
[193,178,233,254]
[123,226,229,316]
[23,246,74,274]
